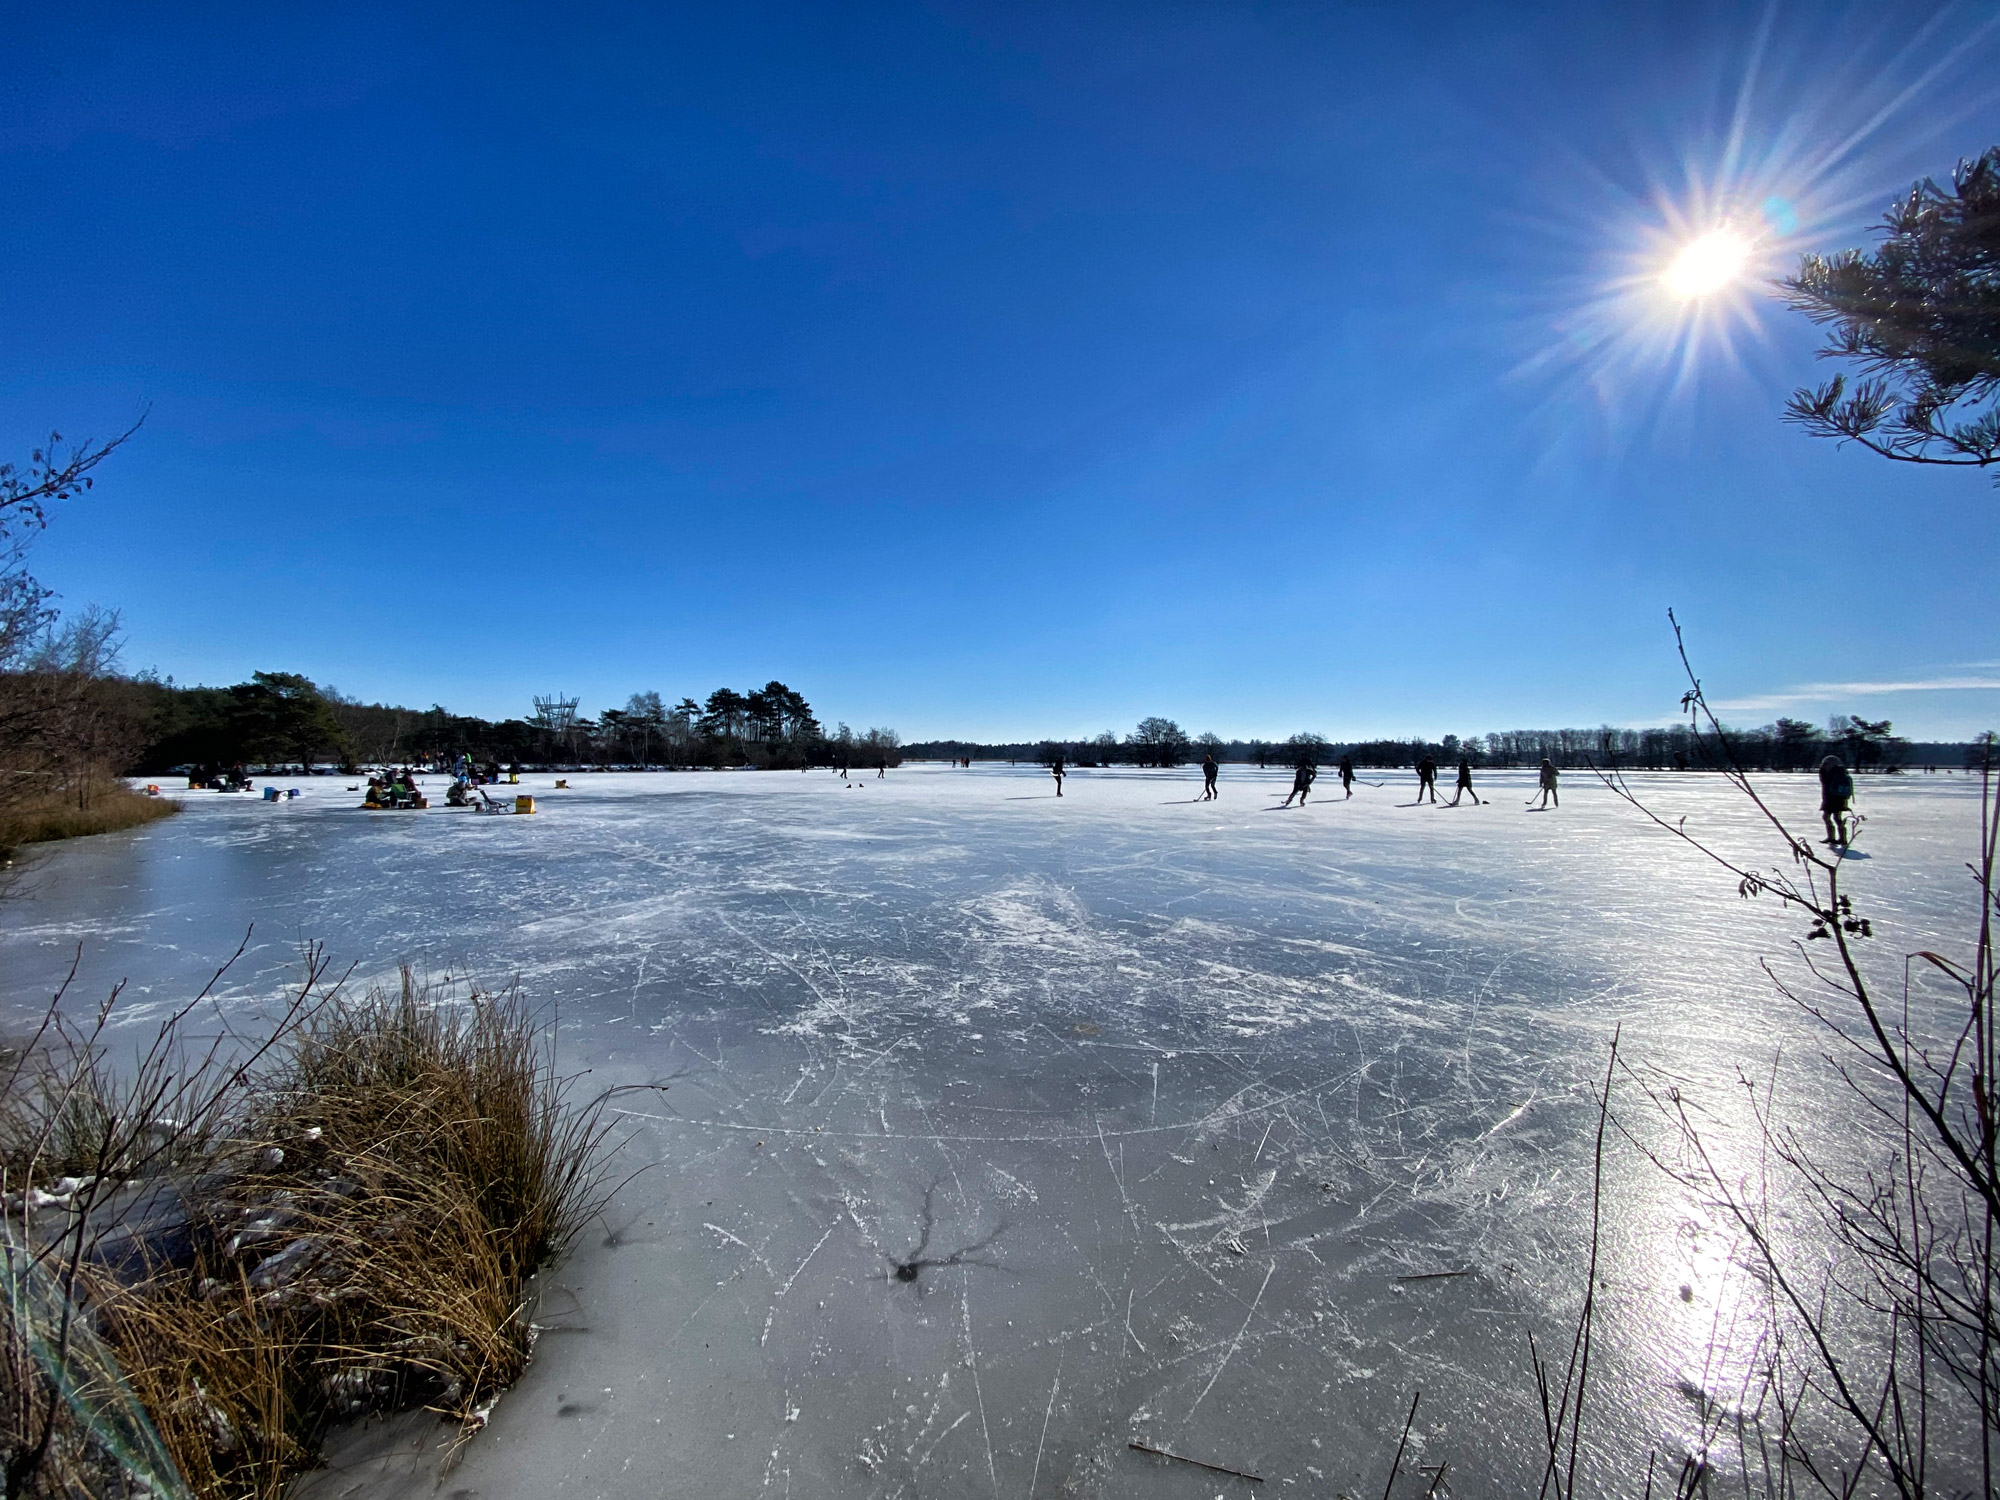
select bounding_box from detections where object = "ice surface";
[0,763,1986,1496]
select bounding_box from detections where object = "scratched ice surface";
[0,764,1985,1497]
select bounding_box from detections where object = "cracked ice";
[0,762,1982,1497]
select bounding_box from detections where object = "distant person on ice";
[1338,755,1355,798]
[1201,752,1219,801]
[1415,755,1439,804]
[1449,756,1480,806]
[1050,753,1065,798]
[1281,758,1316,807]
[1532,758,1559,809]
[1819,754,1855,846]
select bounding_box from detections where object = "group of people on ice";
[1269,752,1558,810]
[187,763,254,792]
[1046,749,1565,808]
[1039,746,1857,837]
[361,769,429,810]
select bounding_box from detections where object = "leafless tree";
[1577,613,1998,1497]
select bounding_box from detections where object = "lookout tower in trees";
[531,693,581,762]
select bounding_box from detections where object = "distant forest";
[25,667,1987,779]
[114,676,901,772]
[909,715,1990,773]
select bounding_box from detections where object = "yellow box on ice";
[515,795,536,814]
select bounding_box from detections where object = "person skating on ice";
[1819,754,1855,846]
[1415,755,1439,804]
[1338,755,1355,799]
[1531,757,1559,809]
[1201,752,1219,801]
[1280,756,1316,808]
[1051,753,1065,798]
[1449,756,1480,806]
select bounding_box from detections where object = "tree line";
[909,714,1984,772]
[12,643,1980,793]
[121,675,902,773]
[0,433,903,786]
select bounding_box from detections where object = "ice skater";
[1051,753,1065,798]
[1201,752,1219,800]
[1415,755,1439,804]
[1338,755,1355,798]
[1449,756,1480,806]
[1819,754,1854,846]
[1280,757,1316,807]
[1530,757,1559,809]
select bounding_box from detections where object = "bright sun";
[1663,228,1752,300]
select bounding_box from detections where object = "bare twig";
[1383,1388,1420,1500]
[1128,1439,1264,1483]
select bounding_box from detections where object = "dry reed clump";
[3,967,612,1500]
[2,944,322,1500]
[277,971,606,1290]
[0,781,176,861]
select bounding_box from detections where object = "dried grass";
[0,781,175,860]
[3,963,613,1500]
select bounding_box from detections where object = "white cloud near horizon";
[1713,676,2000,714]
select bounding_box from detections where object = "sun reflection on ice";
[1613,1098,1789,1468]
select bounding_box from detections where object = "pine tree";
[1782,146,2000,479]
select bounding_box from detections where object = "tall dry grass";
[278,972,607,1288]
[0,780,175,862]
[2,960,614,1500]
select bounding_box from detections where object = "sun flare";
[1663,228,1752,300]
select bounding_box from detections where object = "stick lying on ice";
[1128,1440,1264,1483]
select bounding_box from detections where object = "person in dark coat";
[1532,758,1560,809]
[1819,755,1855,846]
[1449,756,1480,806]
[1281,757,1316,808]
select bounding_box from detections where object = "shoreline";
[0,780,177,860]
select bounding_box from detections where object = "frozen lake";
[0,762,1985,1497]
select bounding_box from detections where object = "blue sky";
[3,2,1997,740]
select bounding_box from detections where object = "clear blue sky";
[3,2,1997,740]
